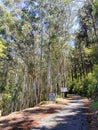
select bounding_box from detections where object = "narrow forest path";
[31,96,88,130]
[0,96,89,130]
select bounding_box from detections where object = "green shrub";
[93,65,98,79]
[67,65,98,98]
[0,85,5,92]
[2,93,11,116]
[2,93,11,103]
[91,101,98,109]
[67,80,75,94]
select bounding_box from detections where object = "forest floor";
[0,95,97,130]
[0,97,70,130]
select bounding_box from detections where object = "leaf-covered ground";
[0,98,70,130]
[0,96,94,130]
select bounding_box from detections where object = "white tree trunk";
[57,60,61,94]
[11,72,18,112]
[20,67,26,110]
[47,43,52,92]
[33,79,38,105]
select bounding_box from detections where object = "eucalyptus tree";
[67,0,98,96]
[78,0,98,71]
[69,0,97,81]
[39,0,70,93]
[0,0,70,115]
[0,1,36,113]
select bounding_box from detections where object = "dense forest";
[0,0,98,116]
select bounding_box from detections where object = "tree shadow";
[0,98,88,130]
[22,107,61,117]
[0,106,62,130]
[0,117,34,130]
[31,106,88,130]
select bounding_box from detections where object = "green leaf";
[0,40,6,58]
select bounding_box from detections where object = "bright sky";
[0,0,3,5]
[67,0,85,46]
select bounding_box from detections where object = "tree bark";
[47,42,52,93]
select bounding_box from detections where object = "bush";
[67,81,74,94]
[93,65,98,79]
[2,93,11,116]
[0,85,5,93]
[67,73,96,97]
[67,65,98,98]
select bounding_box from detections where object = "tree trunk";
[47,42,52,93]
[57,60,61,95]
[38,31,43,102]
[33,78,38,105]
[11,72,18,112]
[20,67,26,110]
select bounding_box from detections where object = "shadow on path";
[31,97,88,130]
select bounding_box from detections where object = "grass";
[91,101,98,109]
[38,97,69,105]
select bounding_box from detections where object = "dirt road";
[31,96,88,130]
